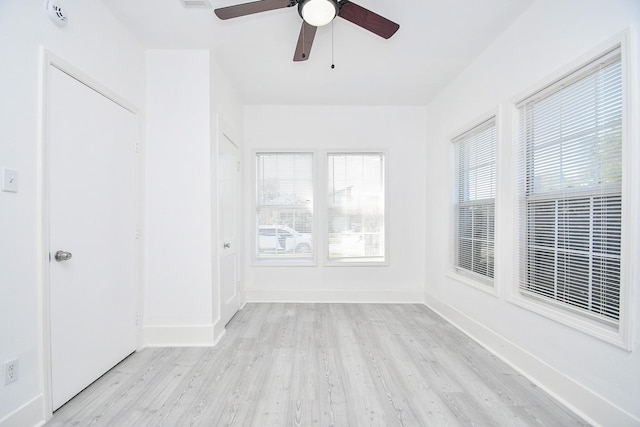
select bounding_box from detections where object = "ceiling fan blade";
[214,0,293,20]
[337,0,399,39]
[293,21,317,61]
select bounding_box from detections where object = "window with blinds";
[454,118,496,283]
[256,153,314,260]
[517,47,623,324]
[327,153,385,262]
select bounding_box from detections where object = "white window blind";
[517,47,623,324]
[327,153,385,262]
[454,118,496,282]
[256,153,314,260]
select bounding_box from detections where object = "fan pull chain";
[331,20,335,69]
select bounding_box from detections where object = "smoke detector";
[46,0,67,26]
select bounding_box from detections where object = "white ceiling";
[98,0,535,105]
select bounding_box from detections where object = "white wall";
[145,50,212,327]
[144,50,243,346]
[424,0,640,424]
[0,0,145,425]
[243,106,427,302]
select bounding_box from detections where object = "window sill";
[252,258,316,267]
[507,291,630,351]
[446,271,498,297]
[325,259,389,267]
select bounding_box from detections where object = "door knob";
[223,243,231,249]
[55,250,73,261]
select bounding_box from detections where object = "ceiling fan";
[214,0,399,61]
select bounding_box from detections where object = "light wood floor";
[47,303,588,426]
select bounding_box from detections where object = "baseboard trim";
[212,318,226,346]
[0,394,44,427]
[142,325,215,347]
[424,294,640,427]
[245,289,424,304]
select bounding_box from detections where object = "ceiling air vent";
[181,0,211,8]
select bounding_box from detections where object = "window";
[517,47,623,325]
[256,153,314,260]
[454,118,497,284]
[327,153,385,262]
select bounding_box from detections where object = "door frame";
[38,49,143,420]
[213,115,244,342]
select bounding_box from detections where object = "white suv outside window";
[258,225,312,254]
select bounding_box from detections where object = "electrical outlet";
[4,359,19,385]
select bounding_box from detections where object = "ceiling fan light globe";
[301,0,337,27]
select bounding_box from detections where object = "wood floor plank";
[46,303,589,427]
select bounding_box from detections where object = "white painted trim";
[213,328,227,347]
[323,260,390,267]
[424,294,640,427]
[134,78,147,355]
[492,104,508,301]
[0,395,45,427]
[512,31,628,106]
[507,292,627,349]
[213,320,227,346]
[506,31,635,350]
[251,149,391,267]
[446,108,500,143]
[211,114,222,347]
[618,26,638,354]
[214,115,244,331]
[38,49,142,422]
[37,47,54,423]
[142,325,216,347]
[45,53,137,114]
[251,150,318,265]
[321,150,390,266]
[252,260,317,267]
[245,289,424,303]
[446,271,498,297]
[447,109,500,297]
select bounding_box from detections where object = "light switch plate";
[3,169,18,193]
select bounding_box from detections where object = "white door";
[48,66,137,410]
[218,129,240,326]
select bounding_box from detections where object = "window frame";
[252,151,317,266]
[324,151,389,266]
[507,38,634,350]
[451,116,497,290]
